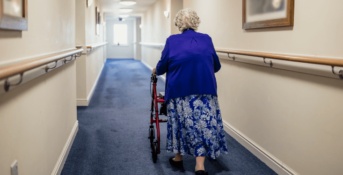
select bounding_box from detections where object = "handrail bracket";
[45,60,59,72]
[263,57,273,67]
[228,54,235,61]
[331,66,343,79]
[64,55,76,64]
[87,48,92,53]
[4,73,24,92]
[76,52,82,57]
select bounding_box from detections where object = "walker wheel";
[152,142,158,163]
[148,126,155,145]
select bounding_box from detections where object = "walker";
[149,74,168,163]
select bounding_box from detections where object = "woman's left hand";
[153,68,156,75]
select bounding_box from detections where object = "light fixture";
[164,11,169,18]
[120,8,133,13]
[119,0,137,6]
[87,0,93,7]
[119,15,129,18]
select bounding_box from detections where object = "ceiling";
[99,0,158,19]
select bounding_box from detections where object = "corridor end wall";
[106,19,135,59]
[0,0,78,175]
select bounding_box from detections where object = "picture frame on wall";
[0,0,28,30]
[95,7,100,35]
[243,0,294,30]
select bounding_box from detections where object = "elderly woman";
[153,8,228,175]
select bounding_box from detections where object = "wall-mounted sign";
[0,0,28,30]
[87,0,93,7]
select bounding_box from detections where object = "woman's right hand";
[153,68,156,75]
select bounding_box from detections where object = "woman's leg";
[173,153,183,161]
[195,156,205,171]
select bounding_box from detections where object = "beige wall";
[134,18,142,61]
[183,0,343,175]
[141,0,175,68]
[170,0,183,35]
[142,0,171,43]
[76,0,106,106]
[0,0,77,175]
[86,48,105,96]
[75,0,87,99]
[183,0,343,57]
[76,55,87,99]
[75,0,86,46]
[85,0,105,45]
[0,0,75,64]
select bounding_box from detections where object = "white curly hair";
[174,8,201,32]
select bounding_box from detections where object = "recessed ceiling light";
[120,9,133,13]
[119,0,137,6]
[119,15,129,18]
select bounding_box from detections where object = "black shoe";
[169,157,183,168]
[195,170,208,175]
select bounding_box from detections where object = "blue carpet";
[62,59,277,175]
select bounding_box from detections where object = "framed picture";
[0,0,28,30]
[95,7,100,35]
[243,0,294,30]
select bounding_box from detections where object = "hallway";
[61,60,276,175]
[1,0,343,175]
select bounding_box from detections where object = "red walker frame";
[149,74,167,163]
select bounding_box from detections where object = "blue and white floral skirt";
[166,94,229,159]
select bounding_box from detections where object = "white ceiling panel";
[100,0,158,18]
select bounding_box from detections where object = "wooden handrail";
[87,42,107,49]
[140,42,164,46]
[140,42,165,49]
[215,48,343,67]
[0,48,83,81]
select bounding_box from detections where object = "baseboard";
[222,120,297,175]
[77,64,105,106]
[141,60,166,82]
[77,98,88,106]
[51,120,79,175]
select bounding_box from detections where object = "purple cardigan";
[156,29,221,102]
